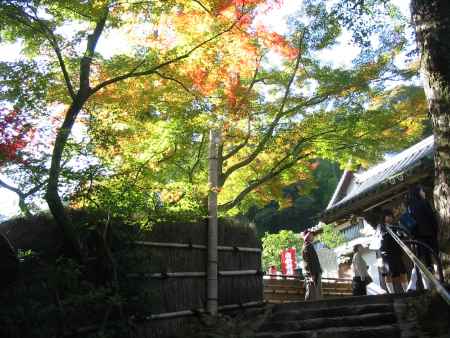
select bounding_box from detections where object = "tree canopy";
[0,0,430,255]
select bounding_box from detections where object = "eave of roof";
[321,136,435,223]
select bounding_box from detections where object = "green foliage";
[72,0,427,220]
[328,0,405,48]
[0,0,428,224]
[0,255,127,338]
[317,223,345,249]
[261,230,303,271]
[0,61,52,112]
[249,159,342,237]
[17,248,35,260]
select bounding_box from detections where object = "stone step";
[270,293,422,312]
[255,324,400,338]
[269,303,394,322]
[258,312,396,332]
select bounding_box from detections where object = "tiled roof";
[325,136,434,214]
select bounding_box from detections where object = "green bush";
[261,230,303,272]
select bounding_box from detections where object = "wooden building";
[320,136,435,286]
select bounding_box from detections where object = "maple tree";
[0,108,39,216]
[0,0,429,259]
[0,0,251,257]
[0,57,84,217]
[0,108,31,165]
[0,62,33,213]
[80,0,428,224]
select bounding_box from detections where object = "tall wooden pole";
[207,128,220,315]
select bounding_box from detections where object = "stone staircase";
[254,292,449,338]
[181,291,448,338]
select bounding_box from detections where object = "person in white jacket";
[351,244,371,296]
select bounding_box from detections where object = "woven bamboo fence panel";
[119,219,262,337]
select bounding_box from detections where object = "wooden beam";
[132,241,261,252]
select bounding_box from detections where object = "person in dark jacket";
[405,185,439,290]
[301,230,322,301]
[377,210,407,293]
[407,185,439,263]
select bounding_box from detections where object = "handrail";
[385,226,450,306]
[403,238,445,282]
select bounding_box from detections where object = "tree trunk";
[45,99,86,259]
[207,128,220,316]
[411,0,450,253]
[18,197,31,217]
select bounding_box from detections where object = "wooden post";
[207,128,220,315]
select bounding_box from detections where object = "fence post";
[207,128,220,315]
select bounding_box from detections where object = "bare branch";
[0,177,46,198]
[28,6,76,99]
[51,38,76,100]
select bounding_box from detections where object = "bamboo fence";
[120,218,263,333]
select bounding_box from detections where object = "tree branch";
[90,20,238,95]
[189,133,206,183]
[192,0,212,15]
[0,178,45,216]
[5,5,76,99]
[80,9,109,94]
[222,116,251,162]
[218,134,361,212]
[25,180,47,196]
[29,5,76,99]
[278,33,305,114]
[219,151,313,211]
[222,57,262,161]
[0,178,23,198]
[221,36,304,183]
[154,71,195,97]
[51,38,76,100]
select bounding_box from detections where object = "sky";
[0,0,412,219]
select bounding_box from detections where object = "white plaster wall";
[319,244,381,284]
[316,246,339,278]
[361,249,380,286]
